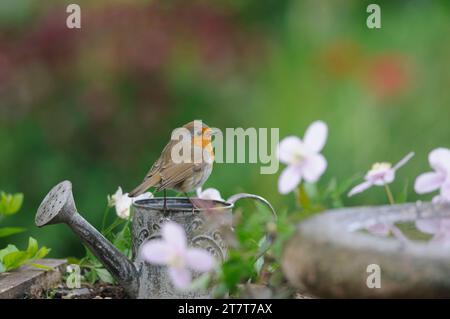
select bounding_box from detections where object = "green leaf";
[95,268,115,284]
[36,247,51,259]
[254,255,264,274]
[112,224,132,255]
[0,238,50,272]
[84,268,98,284]
[187,273,211,292]
[220,252,255,292]
[0,193,24,216]
[0,227,26,238]
[66,257,81,265]
[3,250,29,270]
[26,237,39,256]
[0,244,18,261]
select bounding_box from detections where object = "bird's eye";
[196,130,202,136]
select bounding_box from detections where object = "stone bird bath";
[35,181,276,299]
[282,202,450,298]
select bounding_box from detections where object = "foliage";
[0,191,50,273]
[210,177,352,297]
[0,192,26,238]
[0,192,23,216]
[0,237,50,273]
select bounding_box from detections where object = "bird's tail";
[129,175,160,197]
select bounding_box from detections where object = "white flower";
[348,152,414,197]
[414,148,450,203]
[108,187,153,219]
[277,121,328,194]
[196,187,224,201]
[140,222,215,289]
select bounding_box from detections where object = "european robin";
[128,121,217,208]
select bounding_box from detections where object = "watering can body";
[132,197,231,298]
[35,181,275,299]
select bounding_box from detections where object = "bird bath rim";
[300,201,450,259]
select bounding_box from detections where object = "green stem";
[297,183,312,210]
[118,214,132,258]
[100,205,111,233]
[384,184,395,205]
[115,213,131,240]
[103,218,124,237]
[29,263,53,271]
[294,185,302,209]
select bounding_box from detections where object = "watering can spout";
[35,181,139,297]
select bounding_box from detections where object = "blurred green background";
[1,0,449,257]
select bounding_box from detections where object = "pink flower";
[416,218,450,245]
[196,187,224,202]
[277,121,328,194]
[348,152,414,197]
[414,148,450,203]
[366,223,408,242]
[140,221,215,290]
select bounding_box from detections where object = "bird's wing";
[156,162,197,192]
[128,140,175,197]
[143,140,174,179]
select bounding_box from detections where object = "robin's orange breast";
[193,137,215,161]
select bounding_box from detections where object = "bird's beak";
[203,127,221,137]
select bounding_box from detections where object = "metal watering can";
[35,181,276,298]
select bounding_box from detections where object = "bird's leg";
[163,189,167,213]
[184,192,199,213]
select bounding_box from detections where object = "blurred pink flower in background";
[140,221,215,289]
[416,218,450,245]
[348,152,414,197]
[415,148,450,203]
[277,121,328,194]
[196,187,224,202]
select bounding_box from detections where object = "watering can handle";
[226,193,277,219]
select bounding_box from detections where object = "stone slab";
[0,259,67,299]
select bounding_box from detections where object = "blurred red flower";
[365,54,410,99]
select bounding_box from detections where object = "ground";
[27,282,127,299]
